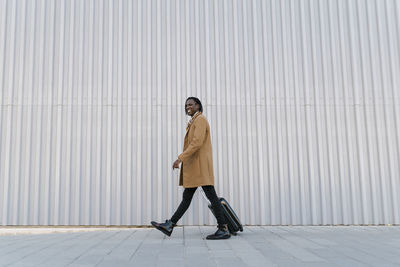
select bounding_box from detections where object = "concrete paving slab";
[0,226,399,267]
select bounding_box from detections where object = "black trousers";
[170,185,227,226]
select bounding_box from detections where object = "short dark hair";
[185,97,203,115]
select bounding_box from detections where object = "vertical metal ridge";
[144,0,151,225]
[337,0,350,224]
[367,0,387,223]
[241,0,253,224]
[0,0,7,107]
[12,0,25,225]
[232,0,244,224]
[125,0,132,225]
[374,0,396,223]
[280,0,293,224]
[156,0,162,223]
[0,0,7,225]
[135,0,142,225]
[385,0,400,223]
[86,0,95,225]
[1,0,14,225]
[325,0,338,224]
[354,0,369,224]
[252,0,266,225]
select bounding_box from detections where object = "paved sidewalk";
[0,226,399,267]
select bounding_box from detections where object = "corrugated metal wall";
[1,0,399,226]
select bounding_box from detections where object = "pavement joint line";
[198,226,227,267]
[64,230,122,266]
[259,225,394,266]
[93,230,138,266]
[12,231,90,267]
[0,231,83,257]
[277,225,400,261]
[2,230,87,267]
[128,228,153,261]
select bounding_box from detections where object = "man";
[151,97,230,240]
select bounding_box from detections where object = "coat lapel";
[185,112,201,138]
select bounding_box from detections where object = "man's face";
[185,99,199,116]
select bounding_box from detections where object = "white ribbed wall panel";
[1,0,399,225]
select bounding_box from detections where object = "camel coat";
[178,112,215,188]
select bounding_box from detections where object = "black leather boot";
[206,224,231,240]
[150,219,176,237]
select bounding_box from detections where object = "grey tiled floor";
[0,226,399,267]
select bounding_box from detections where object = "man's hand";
[172,159,182,169]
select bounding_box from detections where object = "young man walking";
[151,97,230,240]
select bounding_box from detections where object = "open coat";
[178,112,215,188]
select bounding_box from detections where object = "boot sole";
[151,222,172,237]
[206,234,231,240]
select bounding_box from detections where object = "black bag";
[207,197,244,235]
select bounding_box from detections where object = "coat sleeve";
[178,117,207,163]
